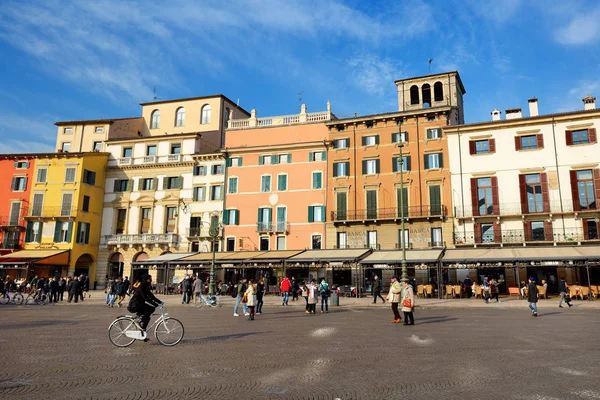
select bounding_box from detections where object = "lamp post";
[398,123,408,281]
[208,211,221,296]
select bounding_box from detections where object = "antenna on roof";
[153,87,161,101]
[297,91,303,112]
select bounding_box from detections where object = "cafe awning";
[216,251,270,264]
[249,250,305,263]
[131,252,195,268]
[360,249,443,265]
[0,249,70,267]
[442,246,600,265]
[287,249,372,264]
[175,251,239,265]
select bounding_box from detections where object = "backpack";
[127,294,143,313]
[320,284,330,297]
[231,286,238,298]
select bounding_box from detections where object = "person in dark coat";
[50,277,59,303]
[256,279,265,315]
[463,276,473,298]
[58,277,66,301]
[122,276,130,295]
[291,277,300,301]
[558,277,572,308]
[372,275,386,304]
[133,274,162,330]
[181,275,192,304]
[527,277,538,317]
[67,277,80,303]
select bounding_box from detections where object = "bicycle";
[0,290,24,305]
[24,289,49,305]
[195,293,220,308]
[108,304,184,347]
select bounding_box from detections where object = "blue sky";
[0,0,599,153]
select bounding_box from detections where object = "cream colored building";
[446,96,600,290]
[79,95,250,285]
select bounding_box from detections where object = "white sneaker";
[233,313,239,317]
[244,313,249,316]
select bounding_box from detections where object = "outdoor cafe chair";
[472,285,481,299]
[445,285,454,299]
[580,286,590,300]
[591,285,599,299]
[569,286,579,300]
[416,285,425,298]
[424,285,433,298]
[453,285,462,298]
[537,285,547,299]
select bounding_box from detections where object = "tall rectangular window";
[398,229,409,248]
[210,185,223,201]
[146,145,157,156]
[141,178,153,191]
[36,168,47,183]
[333,162,349,177]
[312,171,323,189]
[585,219,599,240]
[260,237,270,251]
[337,232,347,248]
[576,170,596,210]
[430,228,442,247]
[76,222,90,244]
[222,209,239,226]
[211,164,224,175]
[140,208,151,234]
[362,159,379,175]
[336,192,347,221]
[93,141,102,152]
[276,236,286,250]
[116,209,127,234]
[424,153,442,169]
[65,168,76,183]
[261,175,271,192]
[308,206,325,222]
[189,216,202,236]
[276,207,287,231]
[61,193,73,217]
[277,174,288,191]
[397,187,408,218]
[82,169,96,185]
[258,207,272,232]
[114,179,129,192]
[367,231,377,249]
[165,207,176,233]
[166,176,181,189]
[32,193,44,216]
[312,235,322,250]
[392,156,411,172]
[481,224,494,243]
[429,185,442,215]
[123,147,133,158]
[193,186,205,201]
[11,177,27,191]
[26,222,42,243]
[61,142,71,152]
[56,221,71,243]
[9,202,21,226]
[477,178,494,215]
[227,237,236,251]
[531,221,545,241]
[525,174,544,213]
[366,190,377,219]
[228,177,238,194]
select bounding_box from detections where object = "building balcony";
[228,104,333,130]
[0,216,26,230]
[274,221,290,233]
[186,227,213,238]
[453,228,597,246]
[142,155,156,164]
[331,205,446,224]
[1,240,21,250]
[256,222,272,233]
[118,157,133,166]
[102,233,178,246]
[24,206,78,219]
[455,200,582,219]
[394,242,415,250]
[166,154,182,163]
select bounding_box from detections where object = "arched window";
[410,85,420,105]
[201,104,212,124]
[150,110,160,129]
[175,107,185,127]
[421,84,431,108]
[434,81,444,102]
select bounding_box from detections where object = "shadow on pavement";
[182,331,270,343]
[415,317,459,325]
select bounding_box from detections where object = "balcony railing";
[0,216,26,228]
[1,240,21,250]
[331,205,446,222]
[228,104,333,130]
[394,242,414,250]
[102,233,178,246]
[118,157,132,166]
[167,154,182,163]
[256,222,272,233]
[455,200,578,218]
[186,227,212,238]
[142,155,156,164]
[274,221,290,233]
[25,206,78,218]
[453,228,595,246]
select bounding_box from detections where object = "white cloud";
[0,113,57,154]
[347,55,404,97]
[555,9,600,45]
[464,0,523,24]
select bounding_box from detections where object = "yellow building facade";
[21,152,108,283]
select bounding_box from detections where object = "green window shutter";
[272,155,280,164]
[113,180,119,192]
[392,133,399,143]
[404,131,409,142]
[406,156,411,171]
[333,164,339,178]
[128,179,134,191]
[226,158,232,167]
[424,154,430,169]
[345,139,350,147]
[361,136,367,146]
[309,152,314,162]
[439,153,444,168]
[54,222,61,242]
[234,210,240,225]
[397,188,409,217]
[202,167,207,176]
[321,151,327,161]
[90,171,96,185]
[153,178,158,190]
[437,128,442,138]
[222,210,230,225]
[267,208,272,224]
[308,206,314,222]
[239,157,243,166]
[257,208,263,223]
[374,135,380,145]
[375,159,380,174]
[392,157,399,173]
[25,222,33,242]
[178,176,184,189]
[344,162,350,176]
[258,156,264,165]
[337,192,347,220]
[66,222,73,242]
[287,154,292,163]
[362,160,367,174]
[426,129,431,139]
[321,206,326,222]
[76,222,82,244]
[85,223,90,244]
[317,172,322,188]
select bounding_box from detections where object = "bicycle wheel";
[35,294,47,305]
[0,294,8,305]
[154,318,184,346]
[195,298,204,308]
[13,293,24,305]
[108,317,137,347]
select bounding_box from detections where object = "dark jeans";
[321,295,328,312]
[292,290,299,301]
[465,286,472,298]
[59,289,64,301]
[491,292,499,302]
[51,291,59,303]
[391,302,401,320]
[308,303,316,313]
[138,304,155,330]
[256,296,264,313]
[304,296,309,310]
[403,311,414,325]
[68,292,78,303]
[373,290,385,303]
[248,306,255,320]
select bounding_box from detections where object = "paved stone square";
[1,296,599,400]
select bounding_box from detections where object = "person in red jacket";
[280,277,291,306]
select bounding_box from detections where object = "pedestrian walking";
[116,277,128,308]
[558,277,573,308]
[245,280,256,321]
[387,276,402,323]
[527,277,538,317]
[490,278,500,303]
[77,275,85,301]
[67,277,80,303]
[105,277,117,307]
[193,276,207,305]
[319,279,330,313]
[256,279,265,315]
[372,274,386,304]
[401,279,415,325]
[301,281,309,312]
[58,276,66,301]
[50,277,59,303]
[291,277,299,301]
[181,275,192,304]
[482,277,491,303]
[306,281,318,314]
[233,278,248,317]
[281,276,291,306]
[122,276,130,295]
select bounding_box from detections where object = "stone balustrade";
[228,102,333,130]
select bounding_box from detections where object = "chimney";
[528,98,539,117]
[505,108,522,120]
[491,109,501,121]
[583,94,596,110]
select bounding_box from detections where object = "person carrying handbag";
[401,279,415,326]
[387,276,402,323]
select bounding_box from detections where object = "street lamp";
[208,211,221,296]
[397,122,408,281]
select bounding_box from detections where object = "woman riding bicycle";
[131,274,162,330]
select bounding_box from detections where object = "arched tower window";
[175,107,185,127]
[422,84,431,108]
[150,110,160,129]
[201,104,212,124]
[434,81,444,102]
[410,85,420,105]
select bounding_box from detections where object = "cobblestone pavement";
[1,299,599,400]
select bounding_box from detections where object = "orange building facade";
[223,104,333,253]
[325,72,466,255]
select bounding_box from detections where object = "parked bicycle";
[108,304,184,347]
[195,293,220,308]
[0,290,24,305]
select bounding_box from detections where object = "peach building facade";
[223,104,333,253]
